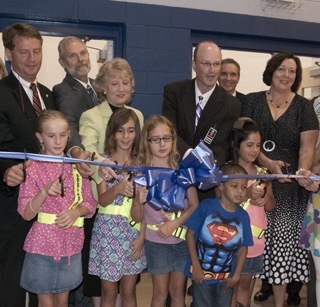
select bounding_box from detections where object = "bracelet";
[166,221,173,236]
[41,188,48,197]
[29,197,38,213]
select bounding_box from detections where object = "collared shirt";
[12,69,46,109]
[195,82,216,110]
[74,77,97,96]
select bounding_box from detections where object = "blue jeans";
[192,280,233,307]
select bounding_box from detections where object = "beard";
[67,63,91,78]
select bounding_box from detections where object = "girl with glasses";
[137,115,198,307]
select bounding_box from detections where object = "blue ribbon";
[180,140,223,190]
[135,166,195,211]
[1,146,320,212]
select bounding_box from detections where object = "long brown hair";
[137,115,179,168]
[104,108,141,161]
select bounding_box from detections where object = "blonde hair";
[137,115,179,168]
[37,110,69,133]
[93,57,135,103]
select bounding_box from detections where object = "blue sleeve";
[240,209,254,247]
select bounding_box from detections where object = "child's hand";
[118,174,134,197]
[192,264,204,284]
[55,209,79,229]
[222,275,240,290]
[136,186,148,204]
[156,221,172,239]
[247,181,265,201]
[128,236,144,261]
[45,175,65,197]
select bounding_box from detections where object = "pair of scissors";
[88,152,99,185]
[22,149,27,181]
[128,171,136,198]
[59,158,65,197]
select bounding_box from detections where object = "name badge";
[204,127,217,144]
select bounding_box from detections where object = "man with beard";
[53,36,100,307]
[53,36,98,165]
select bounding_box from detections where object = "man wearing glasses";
[162,40,240,201]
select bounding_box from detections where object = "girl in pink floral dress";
[18,110,97,307]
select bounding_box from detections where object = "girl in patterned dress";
[89,108,147,307]
[18,110,97,307]
[300,145,320,306]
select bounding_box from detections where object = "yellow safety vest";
[98,196,140,231]
[37,164,84,227]
[146,210,186,240]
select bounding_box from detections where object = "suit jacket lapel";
[64,73,96,108]
[181,79,197,137]
[8,73,39,130]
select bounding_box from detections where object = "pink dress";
[18,160,97,260]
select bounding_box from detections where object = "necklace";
[267,91,291,108]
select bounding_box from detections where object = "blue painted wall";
[0,1,319,117]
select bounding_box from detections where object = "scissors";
[128,171,136,198]
[88,152,99,185]
[22,149,27,181]
[59,158,65,197]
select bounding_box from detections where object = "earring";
[39,142,44,153]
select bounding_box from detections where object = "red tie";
[30,83,42,116]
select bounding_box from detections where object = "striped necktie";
[86,84,98,106]
[195,95,203,131]
[30,83,42,116]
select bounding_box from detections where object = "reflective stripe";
[69,165,83,209]
[251,225,266,239]
[37,212,84,227]
[240,200,250,210]
[146,210,186,240]
[98,197,140,231]
[37,164,84,227]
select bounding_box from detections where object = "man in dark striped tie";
[0,22,55,307]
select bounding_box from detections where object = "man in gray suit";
[53,36,99,307]
[53,37,97,167]
[162,40,241,200]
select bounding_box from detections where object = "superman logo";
[207,222,238,245]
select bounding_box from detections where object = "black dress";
[241,91,318,285]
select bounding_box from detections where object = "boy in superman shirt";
[185,163,253,307]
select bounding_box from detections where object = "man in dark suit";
[218,57,246,103]
[162,40,241,200]
[0,23,55,307]
[53,36,99,307]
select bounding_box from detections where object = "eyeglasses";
[200,62,221,69]
[147,135,174,144]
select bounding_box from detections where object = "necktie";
[86,85,98,106]
[195,95,203,130]
[30,83,42,116]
